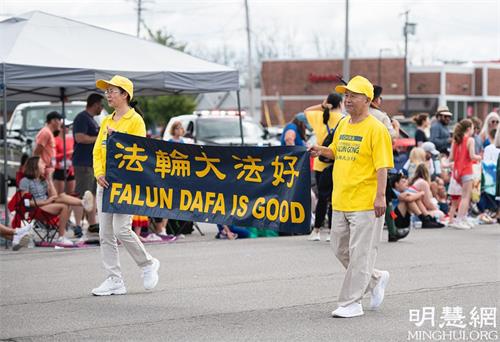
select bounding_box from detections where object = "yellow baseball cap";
[335,75,374,100]
[96,75,134,99]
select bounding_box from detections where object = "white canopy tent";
[0,11,239,100]
[0,11,243,213]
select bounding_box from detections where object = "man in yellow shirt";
[304,94,343,242]
[309,75,394,318]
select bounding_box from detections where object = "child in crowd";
[410,164,445,219]
[449,119,482,229]
[431,177,449,215]
[390,173,444,229]
[404,147,426,179]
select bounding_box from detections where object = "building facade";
[261,57,500,125]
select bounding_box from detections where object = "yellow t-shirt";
[93,108,146,178]
[305,109,343,172]
[328,115,394,211]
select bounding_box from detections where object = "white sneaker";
[465,217,476,228]
[56,236,74,246]
[307,231,321,241]
[92,277,127,296]
[450,220,471,230]
[326,234,331,242]
[82,190,94,212]
[12,230,31,251]
[142,258,160,290]
[332,302,364,318]
[145,234,162,242]
[16,222,34,236]
[369,271,390,310]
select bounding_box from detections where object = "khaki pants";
[331,210,384,307]
[96,185,152,278]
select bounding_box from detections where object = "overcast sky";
[1,0,499,66]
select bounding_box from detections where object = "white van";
[162,113,278,146]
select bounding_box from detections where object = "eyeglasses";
[104,89,121,95]
[491,120,499,124]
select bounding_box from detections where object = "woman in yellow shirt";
[304,93,343,242]
[91,75,159,296]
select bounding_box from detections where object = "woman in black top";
[413,113,430,147]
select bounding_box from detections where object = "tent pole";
[60,87,67,192]
[236,90,244,145]
[2,69,8,225]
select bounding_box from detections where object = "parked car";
[162,113,279,146]
[0,101,106,183]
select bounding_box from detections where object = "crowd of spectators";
[305,85,500,241]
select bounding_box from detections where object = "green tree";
[136,26,196,133]
[137,95,196,129]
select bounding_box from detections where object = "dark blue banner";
[103,132,311,234]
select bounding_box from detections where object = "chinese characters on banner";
[103,132,311,234]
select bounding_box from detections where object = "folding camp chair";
[153,218,205,236]
[166,219,204,236]
[8,190,59,244]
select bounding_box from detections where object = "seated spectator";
[409,163,444,219]
[431,177,449,215]
[390,173,444,228]
[15,153,29,187]
[18,156,94,245]
[403,147,426,179]
[0,223,33,251]
[216,224,251,239]
[132,216,176,242]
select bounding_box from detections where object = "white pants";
[96,185,152,278]
[330,210,384,307]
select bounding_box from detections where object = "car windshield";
[196,118,264,140]
[25,104,86,131]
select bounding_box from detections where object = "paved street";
[1,224,499,342]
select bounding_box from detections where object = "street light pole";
[244,0,255,120]
[136,0,142,37]
[343,0,350,81]
[403,11,416,117]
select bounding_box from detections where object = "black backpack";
[318,116,346,164]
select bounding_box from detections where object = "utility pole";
[403,10,416,117]
[343,0,350,81]
[136,0,143,37]
[244,0,255,119]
